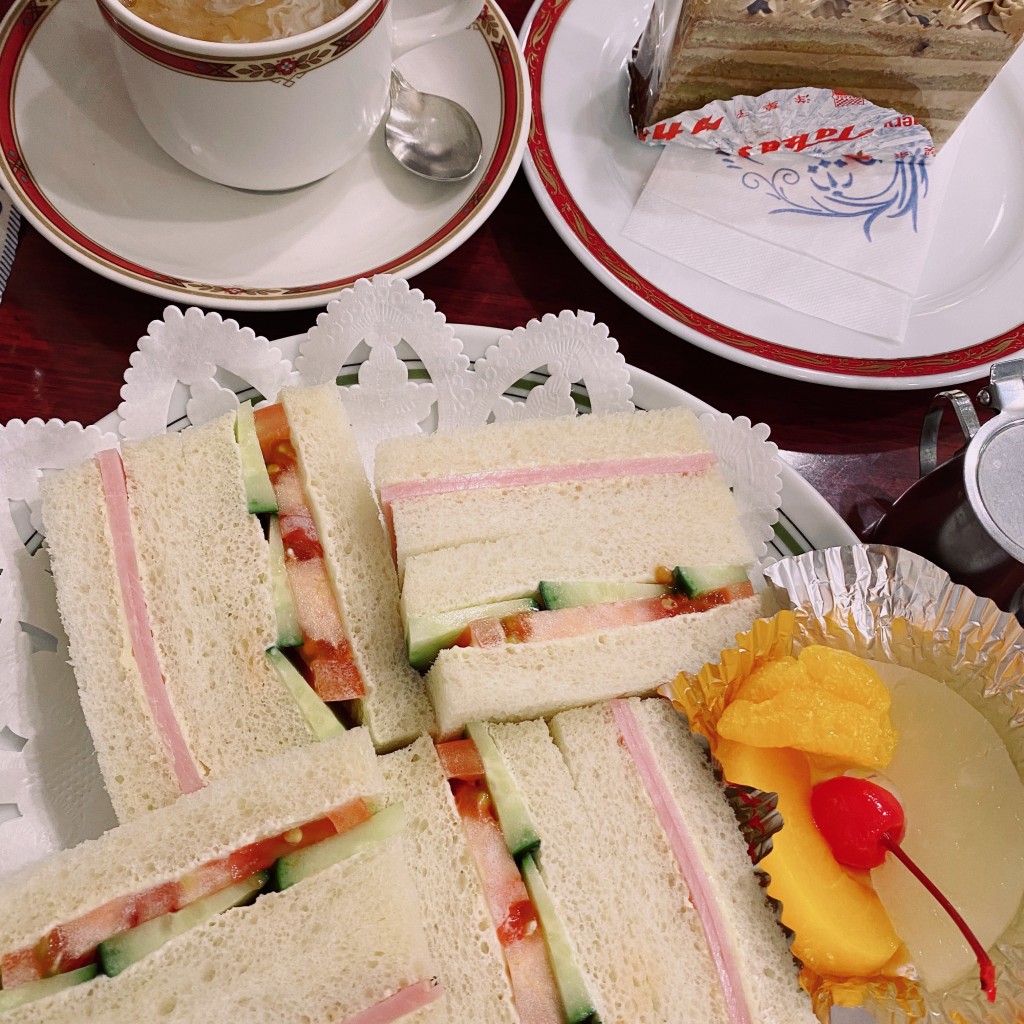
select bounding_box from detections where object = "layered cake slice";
[630,0,1024,146]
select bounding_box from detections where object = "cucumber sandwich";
[40,383,434,822]
[381,698,818,1024]
[0,730,443,1024]
[0,703,816,1024]
[374,408,766,738]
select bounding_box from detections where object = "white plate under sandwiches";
[0,317,856,879]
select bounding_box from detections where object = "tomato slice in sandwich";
[450,780,563,1023]
[253,404,366,702]
[1,798,373,987]
[435,739,486,781]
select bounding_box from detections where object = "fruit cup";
[663,543,1024,1024]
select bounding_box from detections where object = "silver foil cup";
[666,543,1024,1023]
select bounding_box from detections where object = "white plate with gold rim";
[0,0,528,310]
[521,0,1024,390]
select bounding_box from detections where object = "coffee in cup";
[118,0,356,43]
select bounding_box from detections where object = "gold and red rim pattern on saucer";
[0,0,526,304]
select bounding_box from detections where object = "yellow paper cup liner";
[662,544,1024,1024]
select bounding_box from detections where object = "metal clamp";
[963,358,1024,565]
[978,358,1024,414]
[919,389,981,477]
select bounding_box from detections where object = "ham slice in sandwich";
[381,697,818,1024]
[374,408,767,738]
[41,383,434,822]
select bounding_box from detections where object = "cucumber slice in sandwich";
[273,802,405,891]
[538,580,669,610]
[97,872,267,977]
[268,517,302,647]
[466,721,540,860]
[407,597,539,671]
[265,647,344,740]
[673,564,750,598]
[521,854,601,1024]
[235,401,277,514]
[0,964,98,1012]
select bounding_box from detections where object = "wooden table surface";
[0,0,999,545]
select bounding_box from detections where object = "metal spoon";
[385,69,483,182]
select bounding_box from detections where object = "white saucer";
[0,0,529,311]
[520,0,1024,390]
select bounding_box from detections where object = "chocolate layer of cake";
[630,0,1024,146]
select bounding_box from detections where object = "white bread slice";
[621,698,817,1024]
[380,737,519,1024]
[426,593,764,738]
[391,471,735,582]
[0,729,382,950]
[279,385,435,750]
[6,837,440,1024]
[547,699,815,1024]
[482,719,616,1023]
[122,413,316,781]
[0,728,381,952]
[400,469,754,619]
[374,407,710,487]
[40,457,182,823]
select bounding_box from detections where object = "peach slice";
[715,739,902,978]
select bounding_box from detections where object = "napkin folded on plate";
[622,136,961,344]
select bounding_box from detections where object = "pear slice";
[868,662,1024,993]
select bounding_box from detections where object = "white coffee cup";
[95,0,484,191]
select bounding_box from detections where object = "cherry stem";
[881,835,997,1002]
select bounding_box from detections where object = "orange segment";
[733,656,803,703]
[799,646,892,710]
[719,645,897,770]
[718,691,896,769]
[736,646,890,710]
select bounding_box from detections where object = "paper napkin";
[623,136,962,344]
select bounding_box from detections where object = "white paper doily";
[0,274,782,880]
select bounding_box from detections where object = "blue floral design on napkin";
[721,149,929,242]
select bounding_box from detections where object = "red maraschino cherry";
[811,775,905,869]
[811,775,997,1003]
